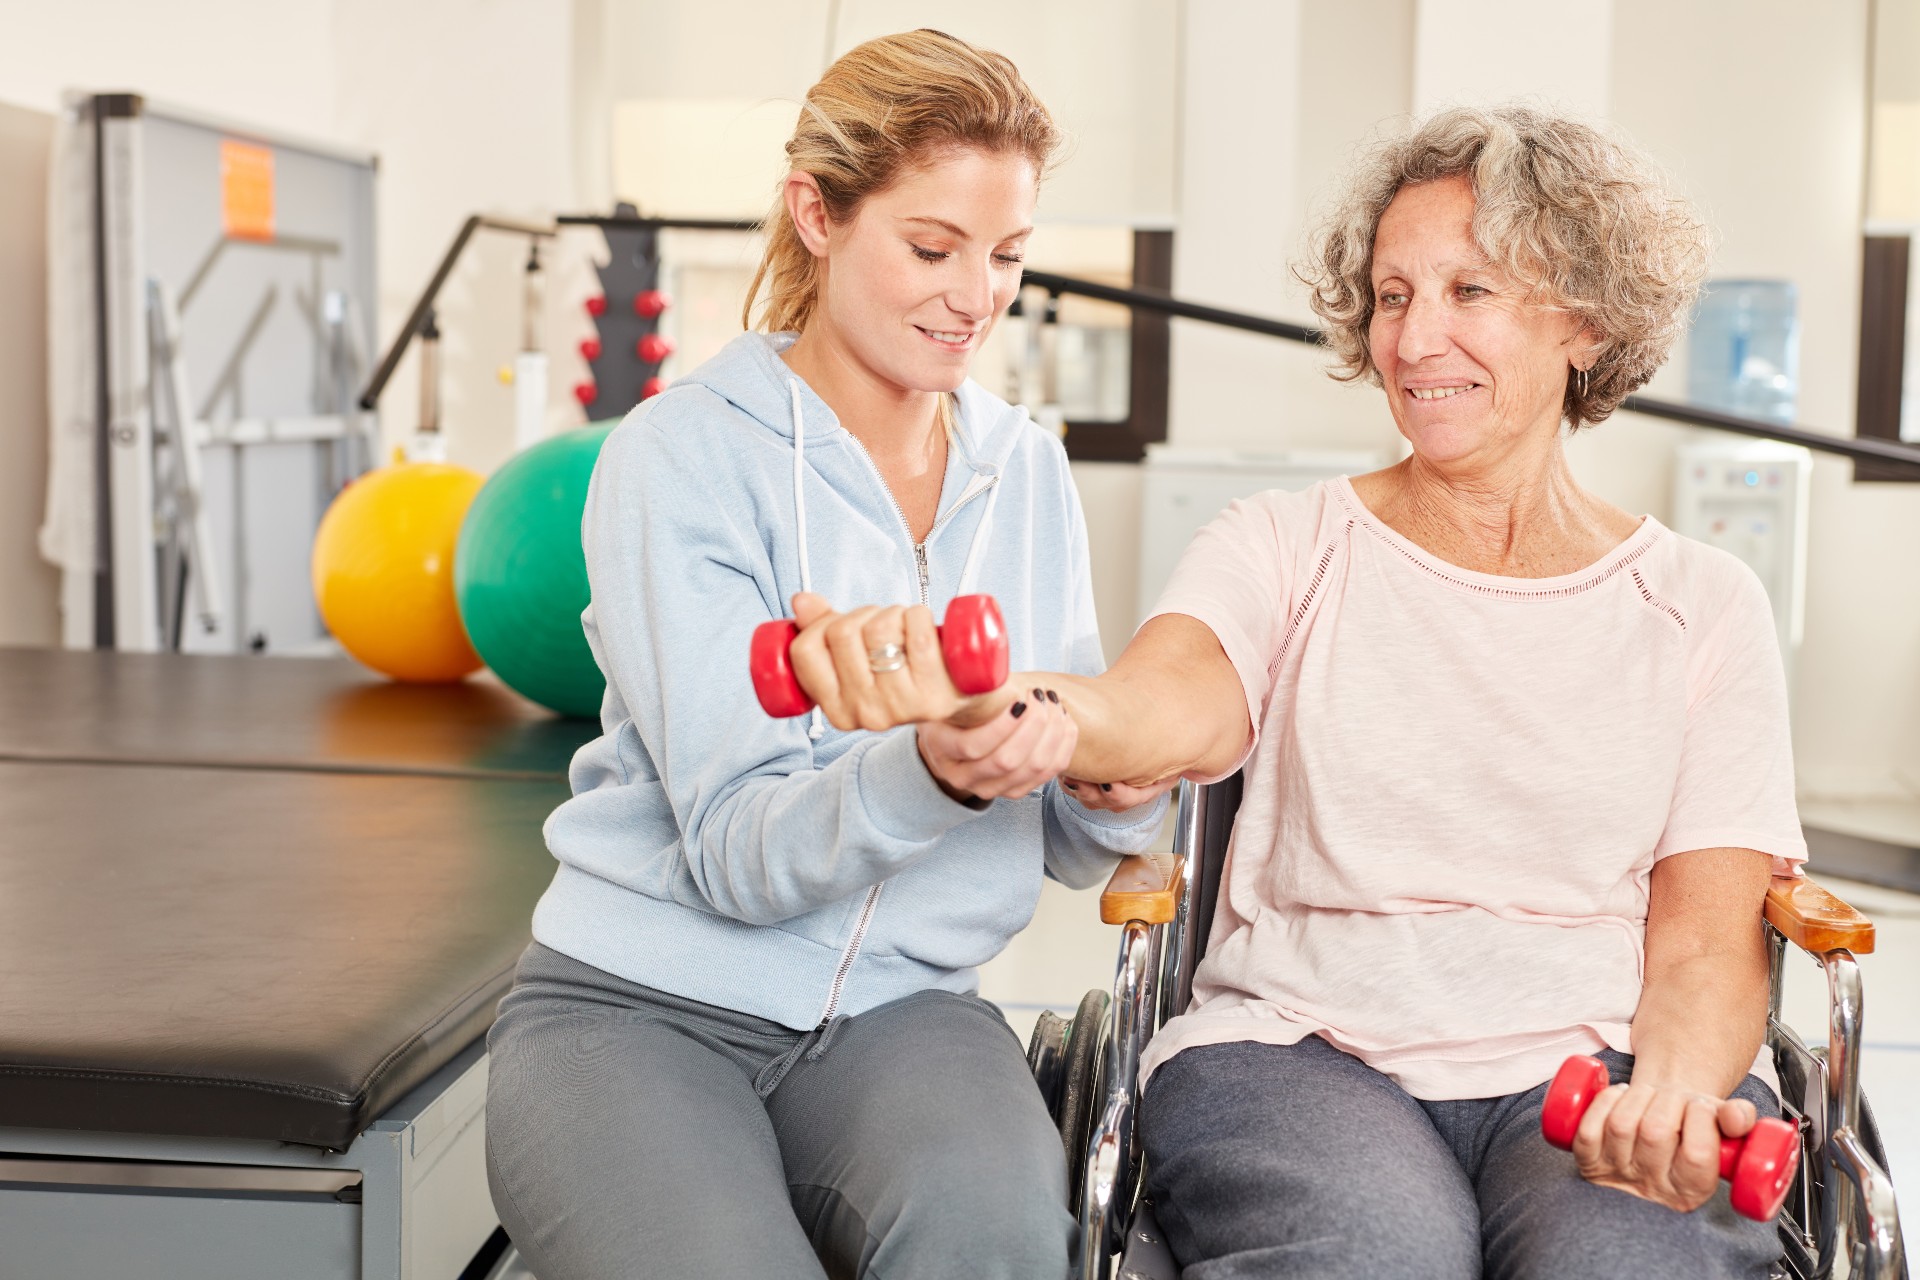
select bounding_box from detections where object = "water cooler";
[1670,440,1813,675]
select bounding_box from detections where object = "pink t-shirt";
[1139,478,1806,1100]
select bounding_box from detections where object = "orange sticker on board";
[220,140,275,241]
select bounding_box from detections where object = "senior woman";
[785,105,1802,1278]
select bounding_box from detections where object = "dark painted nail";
[1010,702,1027,719]
[1101,783,1112,792]
[1045,689,1061,704]
[1063,781,1079,791]
[1032,688,1045,700]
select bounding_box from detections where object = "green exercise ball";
[454,424,614,718]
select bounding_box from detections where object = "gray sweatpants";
[484,942,1073,1280]
[1141,1036,1781,1279]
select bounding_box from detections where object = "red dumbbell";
[750,595,1009,718]
[580,336,603,361]
[584,294,607,317]
[634,289,672,318]
[1540,1055,1799,1221]
[573,380,598,406]
[641,376,667,400]
[637,334,676,364]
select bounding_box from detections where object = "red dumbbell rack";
[575,202,675,414]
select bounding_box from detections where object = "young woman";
[483,30,1166,1280]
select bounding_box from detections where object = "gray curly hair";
[1297,104,1711,427]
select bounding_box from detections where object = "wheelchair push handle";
[1539,1055,1799,1222]
[749,595,1009,719]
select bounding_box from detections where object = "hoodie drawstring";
[805,1012,847,1062]
[751,1014,847,1099]
[788,378,824,741]
[955,474,1000,597]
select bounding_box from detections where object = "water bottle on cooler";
[1687,280,1799,425]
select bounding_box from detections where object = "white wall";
[593,0,1179,225]
[0,99,58,646]
[331,0,588,472]
[0,0,336,137]
[1168,0,1412,458]
[1413,0,1612,117]
[1069,460,1145,667]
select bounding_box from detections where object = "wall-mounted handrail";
[1609,397,1920,469]
[1023,269,1319,345]
[1022,269,1920,473]
[553,214,762,232]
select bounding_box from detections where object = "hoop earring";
[1577,367,1589,399]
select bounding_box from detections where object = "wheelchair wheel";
[1861,1089,1896,1180]
[1857,1091,1909,1272]
[1027,1007,1071,1118]
[1058,989,1111,1208]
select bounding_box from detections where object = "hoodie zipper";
[811,439,998,1026]
[818,885,882,1026]
[841,432,998,606]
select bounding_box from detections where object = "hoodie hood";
[683,331,1026,474]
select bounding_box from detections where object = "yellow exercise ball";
[312,461,487,683]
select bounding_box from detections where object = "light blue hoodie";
[532,332,1167,1031]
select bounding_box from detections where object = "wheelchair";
[1029,775,1909,1280]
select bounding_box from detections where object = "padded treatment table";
[0,650,597,1279]
[0,760,565,1147]
[0,646,590,778]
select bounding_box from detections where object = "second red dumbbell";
[750,595,1008,718]
[1540,1055,1799,1221]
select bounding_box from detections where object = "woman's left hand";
[1060,775,1178,814]
[1572,1079,1759,1212]
[917,688,1078,802]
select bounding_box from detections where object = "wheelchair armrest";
[1100,854,1185,926]
[1765,874,1876,955]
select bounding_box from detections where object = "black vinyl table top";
[0,647,598,780]
[0,650,598,1149]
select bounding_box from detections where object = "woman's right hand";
[788,593,1015,731]
[1572,1079,1758,1213]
